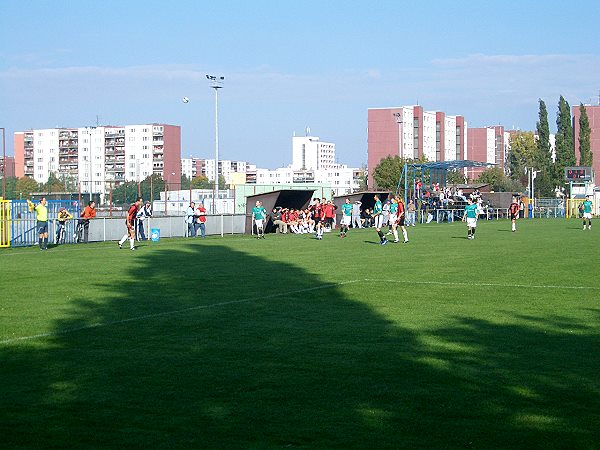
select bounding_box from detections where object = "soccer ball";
[182,97,190,103]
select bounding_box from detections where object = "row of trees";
[372,97,593,197]
[508,98,593,196]
[1,173,228,204]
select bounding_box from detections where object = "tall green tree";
[372,155,428,192]
[372,156,404,191]
[533,99,554,196]
[477,167,524,192]
[191,175,212,189]
[508,131,536,184]
[181,175,191,191]
[139,174,165,202]
[42,172,64,193]
[110,181,139,205]
[554,95,575,185]
[578,103,593,167]
[15,176,40,199]
[2,176,18,200]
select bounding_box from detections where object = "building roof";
[406,160,495,170]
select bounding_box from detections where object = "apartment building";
[291,135,336,170]
[14,124,181,197]
[245,166,362,196]
[0,156,15,179]
[465,126,510,179]
[572,104,600,180]
[181,157,256,185]
[367,106,467,187]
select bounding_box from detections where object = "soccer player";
[340,198,352,237]
[509,196,519,232]
[118,197,143,250]
[388,197,399,242]
[372,194,387,245]
[27,197,48,250]
[252,200,267,238]
[311,199,324,240]
[463,197,478,240]
[395,194,409,243]
[582,195,593,230]
[323,200,335,233]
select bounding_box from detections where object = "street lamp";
[207,74,224,214]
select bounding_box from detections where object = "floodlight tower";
[206,74,224,214]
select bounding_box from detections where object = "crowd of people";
[251,194,412,244]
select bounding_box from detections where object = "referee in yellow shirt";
[28,197,49,250]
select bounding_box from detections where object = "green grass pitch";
[1,219,599,449]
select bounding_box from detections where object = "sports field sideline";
[1,219,599,448]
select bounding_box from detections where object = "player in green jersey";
[252,200,267,238]
[372,194,387,245]
[339,198,353,238]
[462,197,478,240]
[582,195,593,230]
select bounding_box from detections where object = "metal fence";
[7,213,247,247]
[9,200,81,247]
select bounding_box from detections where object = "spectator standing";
[195,202,207,238]
[518,198,525,219]
[81,201,97,243]
[352,201,362,228]
[136,201,152,241]
[407,200,416,226]
[186,202,196,237]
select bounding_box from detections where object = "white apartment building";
[246,166,362,196]
[444,116,457,161]
[14,124,181,198]
[422,111,437,162]
[393,107,415,159]
[181,157,256,185]
[291,135,336,170]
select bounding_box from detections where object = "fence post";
[221,214,224,237]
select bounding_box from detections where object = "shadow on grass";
[1,243,600,448]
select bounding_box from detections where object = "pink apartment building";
[367,106,467,188]
[572,105,600,179]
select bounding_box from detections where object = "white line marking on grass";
[0,279,363,345]
[368,279,600,290]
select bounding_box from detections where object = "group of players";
[251,194,410,245]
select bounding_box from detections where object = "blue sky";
[1,0,599,168]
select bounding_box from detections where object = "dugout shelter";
[245,189,316,234]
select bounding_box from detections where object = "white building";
[181,157,256,185]
[247,166,362,196]
[15,124,181,198]
[291,135,336,170]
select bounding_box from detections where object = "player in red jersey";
[311,199,324,240]
[395,194,409,243]
[118,197,143,250]
[509,196,519,232]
